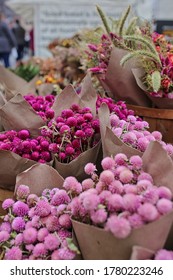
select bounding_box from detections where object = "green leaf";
[151,70,161,92]
[66,238,81,254]
[96,5,111,35]
[120,50,161,67]
[118,5,131,36]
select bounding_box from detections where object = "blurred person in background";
[0,12,17,67]
[12,19,26,61]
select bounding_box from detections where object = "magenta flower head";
[57,247,76,260]
[12,201,29,217]
[37,227,49,242]
[101,157,115,170]
[119,169,133,184]
[84,163,97,175]
[138,203,158,222]
[155,249,173,260]
[27,194,39,207]
[156,198,173,214]
[18,129,30,140]
[0,231,10,243]
[16,184,30,199]
[59,214,72,229]
[34,199,51,217]
[23,227,38,244]
[100,170,114,185]
[5,246,22,260]
[114,153,128,165]
[15,233,23,246]
[0,222,11,233]
[91,208,108,224]
[83,193,100,211]
[128,213,144,228]
[33,243,47,258]
[44,234,60,250]
[105,216,131,239]
[45,215,60,232]
[51,190,70,206]
[157,186,173,200]
[12,217,25,232]
[2,198,15,210]
[82,178,94,190]
[108,180,124,194]
[123,194,141,212]
[129,155,143,170]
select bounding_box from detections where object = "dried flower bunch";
[66,155,173,239]
[0,185,79,260]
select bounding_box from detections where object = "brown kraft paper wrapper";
[15,163,64,196]
[0,93,45,137]
[132,68,173,109]
[53,141,101,182]
[130,246,155,260]
[98,103,143,158]
[0,65,36,95]
[52,73,97,117]
[98,48,151,106]
[0,150,37,191]
[72,142,173,259]
[72,210,173,260]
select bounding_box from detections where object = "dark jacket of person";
[0,21,17,53]
[12,22,25,46]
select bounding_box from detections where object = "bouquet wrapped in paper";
[71,141,173,259]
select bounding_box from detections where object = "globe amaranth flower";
[105,216,131,239]
[84,163,97,175]
[12,201,29,217]
[0,230,10,243]
[5,246,22,260]
[12,217,25,232]
[44,234,60,251]
[23,227,38,244]
[2,198,15,210]
[33,243,47,258]
[34,199,51,217]
[16,184,30,199]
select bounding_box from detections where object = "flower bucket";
[127,104,173,144]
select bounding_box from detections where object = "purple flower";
[23,227,38,244]
[5,246,22,260]
[84,163,97,175]
[12,217,25,232]
[156,198,173,214]
[51,190,70,206]
[33,243,47,258]
[2,198,15,210]
[45,215,61,232]
[12,201,29,217]
[154,249,173,260]
[114,153,128,165]
[57,247,76,260]
[101,157,115,170]
[138,203,159,222]
[16,184,30,199]
[105,216,131,239]
[119,169,133,184]
[44,234,60,250]
[100,170,114,185]
[91,208,108,224]
[107,194,124,212]
[0,222,11,233]
[157,186,173,200]
[34,199,51,217]
[128,213,144,228]
[83,194,100,211]
[0,231,10,243]
[59,214,72,229]
[37,228,49,242]
[129,156,143,170]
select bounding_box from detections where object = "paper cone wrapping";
[72,210,173,260]
[98,103,143,158]
[130,246,155,260]
[132,68,173,109]
[0,150,37,191]
[0,65,36,95]
[53,141,101,182]
[98,48,151,107]
[0,93,45,137]
[52,73,97,117]
[15,163,64,196]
